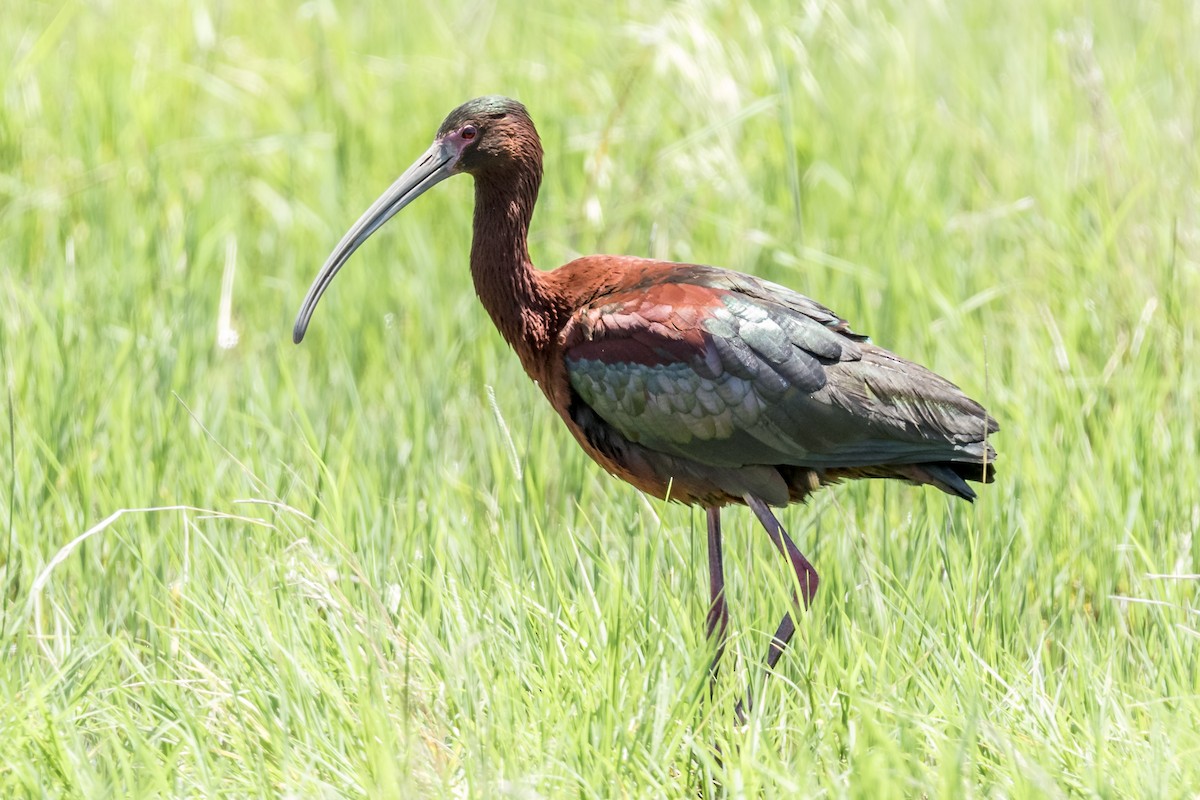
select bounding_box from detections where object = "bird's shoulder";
[554,256,866,366]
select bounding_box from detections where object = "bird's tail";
[901,443,997,501]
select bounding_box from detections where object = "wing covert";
[562,281,862,466]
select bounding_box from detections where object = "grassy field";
[3,0,1199,796]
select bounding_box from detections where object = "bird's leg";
[737,494,819,717]
[705,506,729,691]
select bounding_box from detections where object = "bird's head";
[437,95,540,176]
[292,96,539,343]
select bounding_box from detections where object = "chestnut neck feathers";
[466,111,568,373]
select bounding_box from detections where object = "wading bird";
[294,96,998,715]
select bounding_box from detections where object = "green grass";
[2,0,1199,796]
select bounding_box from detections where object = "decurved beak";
[293,138,459,343]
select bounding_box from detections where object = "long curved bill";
[293,139,458,343]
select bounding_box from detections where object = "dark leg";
[737,494,819,717]
[705,507,733,774]
[705,507,729,688]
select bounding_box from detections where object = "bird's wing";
[561,269,996,473]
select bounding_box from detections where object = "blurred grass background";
[2,0,1198,796]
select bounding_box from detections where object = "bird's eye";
[461,125,478,140]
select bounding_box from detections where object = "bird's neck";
[469,165,565,373]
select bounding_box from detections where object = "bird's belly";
[557,400,813,507]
